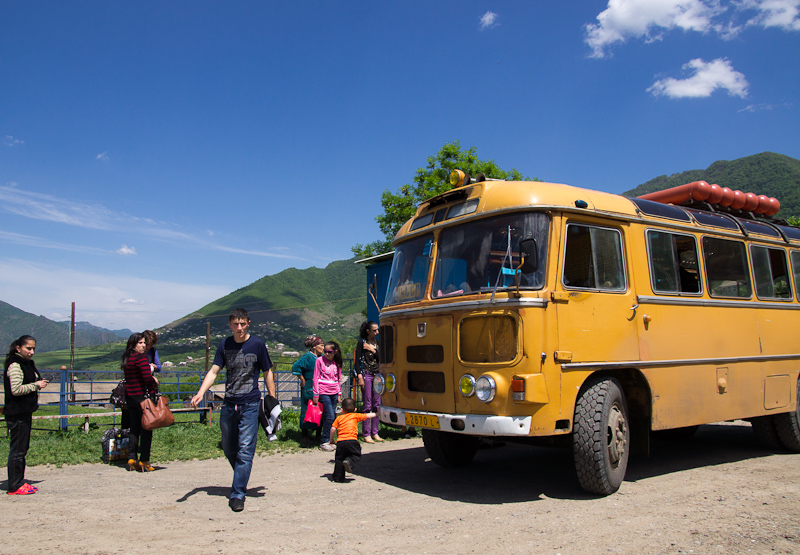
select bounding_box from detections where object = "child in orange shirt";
[330,398,376,482]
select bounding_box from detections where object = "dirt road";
[2,421,798,555]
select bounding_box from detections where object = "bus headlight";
[475,375,496,403]
[385,373,396,393]
[459,374,476,397]
[373,374,386,395]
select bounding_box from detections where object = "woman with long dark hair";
[312,340,342,451]
[121,333,160,471]
[355,321,383,443]
[4,335,48,495]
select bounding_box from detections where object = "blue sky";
[1,1,799,331]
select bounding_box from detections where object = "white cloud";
[3,135,24,147]
[585,0,727,57]
[96,151,109,162]
[0,230,110,254]
[585,0,800,57]
[0,184,306,260]
[117,244,137,256]
[0,257,230,330]
[648,57,749,98]
[737,101,791,112]
[479,11,498,30]
[742,0,800,30]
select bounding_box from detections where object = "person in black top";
[3,335,49,495]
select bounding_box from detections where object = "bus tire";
[750,416,784,450]
[421,429,480,467]
[573,377,630,496]
[774,380,800,452]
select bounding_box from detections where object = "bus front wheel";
[774,379,800,451]
[573,377,630,496]
[421,429,480,467]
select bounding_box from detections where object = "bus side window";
[703,237,752,298]
[792,251,800,301]
[751,245,792,300]
[563,224,625,291]
[647,230,701,294]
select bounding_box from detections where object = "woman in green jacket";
[292,335,324,446]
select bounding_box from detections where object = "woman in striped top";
[122,333,159,472]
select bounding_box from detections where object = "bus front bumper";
[379,406,532,436]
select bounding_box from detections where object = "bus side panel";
[639,304,767,429]
[756,306,800,413]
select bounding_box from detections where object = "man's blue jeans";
[219,400,260,500]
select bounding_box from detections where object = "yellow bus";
[375,170,800,495]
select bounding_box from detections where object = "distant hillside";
[623,152,800,217]
[162,258,367,352]
[0,300,131,353]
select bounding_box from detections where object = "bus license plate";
[405,413,439,429]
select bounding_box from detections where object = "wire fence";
[2,357,361,432]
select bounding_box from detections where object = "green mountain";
[623,152,800,218]
[0,300,131,353]
[161,257,367,352]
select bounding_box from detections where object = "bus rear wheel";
[573,377,630,496]
[774,379,800,452]
[421,429,480,467]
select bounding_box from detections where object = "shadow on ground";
[176,484,267,503]
[355,421,784,504]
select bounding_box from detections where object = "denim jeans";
[318,394,338,444]
[219,400,260,500]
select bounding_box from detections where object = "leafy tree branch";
[353,141,536,258]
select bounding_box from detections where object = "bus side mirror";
[519,238,538,273]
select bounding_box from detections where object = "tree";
[352,141,536,258]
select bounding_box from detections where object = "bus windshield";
[385,234,434,307]
[432,212,549,297]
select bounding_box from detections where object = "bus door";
[553,222,639,363]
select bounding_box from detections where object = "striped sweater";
[123,352,157,397]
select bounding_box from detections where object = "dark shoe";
[343,459,353,474]
[229,497,245,512]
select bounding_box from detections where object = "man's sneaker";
[8,484,36,495]
[229,497,245,512]
[319,443,335,452]
[343,459,353,474]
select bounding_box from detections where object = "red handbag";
[304,400,322,425]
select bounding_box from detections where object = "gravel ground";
[2,420,799,555]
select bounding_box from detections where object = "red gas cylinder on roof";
[637,181,780,215]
